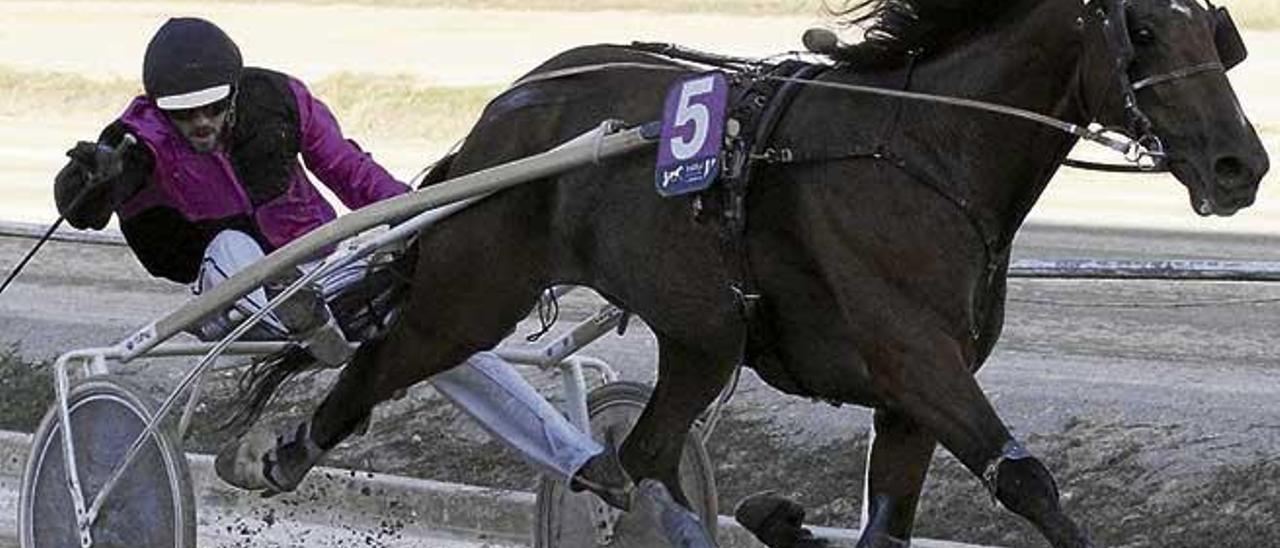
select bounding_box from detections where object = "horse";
[237,0,1268,546]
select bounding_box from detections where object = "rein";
[518,60,1119,144]
[763,74,1161,166]
[512,56,1218,174]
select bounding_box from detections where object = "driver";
[53,16,627,504]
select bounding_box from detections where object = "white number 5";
[669,76,715,161]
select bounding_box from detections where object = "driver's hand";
[65,140,127,184]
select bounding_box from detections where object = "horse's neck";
[908,0,1088,252]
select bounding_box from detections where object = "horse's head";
[1080,0,1268,216]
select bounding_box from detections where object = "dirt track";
[3,224,1280,547]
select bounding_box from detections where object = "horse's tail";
[221,345,314,432]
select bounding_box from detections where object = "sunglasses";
[166,97,232,122]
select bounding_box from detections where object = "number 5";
[670,76,715,161]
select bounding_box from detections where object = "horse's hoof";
[214,421,324,495]
[734,491,831,548]
[569,442,634,511]
[214,428,278,491]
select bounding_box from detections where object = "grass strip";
[1,59,1276,145]
[0,347,53,433]
[0,67,500,142]
[45,0,828,16]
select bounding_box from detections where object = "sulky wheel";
[536,380,717,547]
[20,375,195,548]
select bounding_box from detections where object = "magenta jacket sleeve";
[290,78,410,209]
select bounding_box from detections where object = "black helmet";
[142,17,242,110]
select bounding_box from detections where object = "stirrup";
[296,316,353,367]
[267,279,353,367]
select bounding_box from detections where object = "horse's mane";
[826,0,1022,68]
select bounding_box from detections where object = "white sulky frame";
[39,119,665,548]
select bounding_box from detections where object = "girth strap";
[713,61,827,394]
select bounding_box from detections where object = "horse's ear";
[1076,0,1129,127]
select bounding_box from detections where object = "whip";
[0,134,135,297]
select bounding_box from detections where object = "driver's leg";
[431,351,629,506]
[193,229,352,365]
[190,230,290,340]
[219,349,630,504]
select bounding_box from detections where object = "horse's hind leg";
[306,209,554,451]
[218,189,573,493]
[853,409,936,547]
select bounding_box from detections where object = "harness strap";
[706,60,827,394]
[763,75,1149,160]
[1062,158,1159,172]
[628,41,758,71]
[1131,61,1224,91]
[509,58,1167,169]
[511,62,687,88]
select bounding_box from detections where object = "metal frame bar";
[118,120,656,363]
[46,120,660,544]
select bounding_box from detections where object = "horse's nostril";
[1214,156,1248,186]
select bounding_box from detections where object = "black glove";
[66,139,128,184]
[55,134,137,229]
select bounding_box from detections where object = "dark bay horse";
[250,0,1267,546]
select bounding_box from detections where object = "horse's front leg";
[870,325,1091,548]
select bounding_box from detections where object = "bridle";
[1066,0,1244,172]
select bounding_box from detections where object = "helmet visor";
[154,84,232,110]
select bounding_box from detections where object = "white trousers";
[196,230,602,480]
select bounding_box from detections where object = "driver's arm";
[290,78,409,209]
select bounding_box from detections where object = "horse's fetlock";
[991,454,1063,519]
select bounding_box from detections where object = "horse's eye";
[1132,27,1155,44]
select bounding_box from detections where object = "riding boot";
[265,276,353,367]
[734,491,832,548]
[568,438,634,510]
[636,479,716,548]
